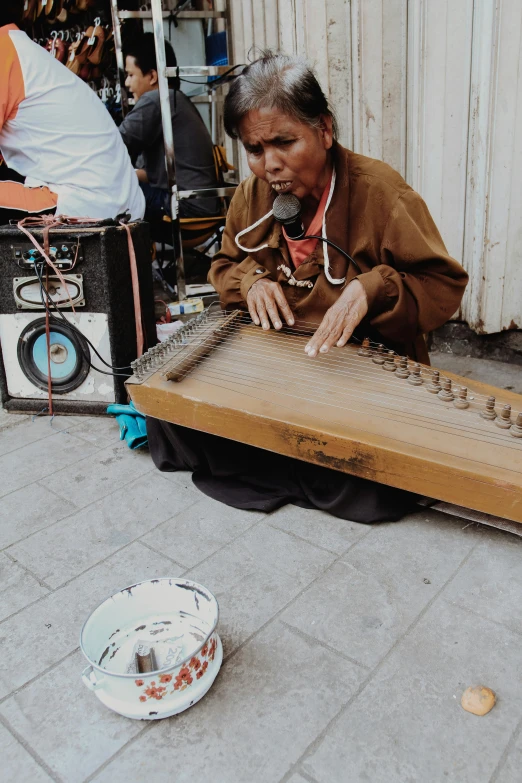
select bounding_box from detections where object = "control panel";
[11,242,83,270]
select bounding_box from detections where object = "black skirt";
[146,418,419,524]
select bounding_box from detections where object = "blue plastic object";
[106,400,148,450]
[206,31,228,80]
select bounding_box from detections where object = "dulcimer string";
[180,325,511,422]
[190,368,522,478]
[174,310,508,405]
[167,314,520,416]
[191,351,519,446]
[162,321,522,439]
[188,362,522,457]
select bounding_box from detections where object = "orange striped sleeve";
[0,27,25,131]
[0,180,58,212]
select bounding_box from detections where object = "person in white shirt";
[0,1,144,223]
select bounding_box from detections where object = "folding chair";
[155,145,237,289]
[179,144,236,261]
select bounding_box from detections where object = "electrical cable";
[179,64,245,87]
[299,234,362,275]
[33,260,130,370]
[37,292,130,378]
[35,272,130,378]
[33,262,131,378]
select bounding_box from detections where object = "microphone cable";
[272,192,362,276]
[33,261,132,378]
[296,234,362,275]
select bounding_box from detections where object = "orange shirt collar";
[283,172,333,269]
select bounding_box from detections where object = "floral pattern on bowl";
[135,634,218,703]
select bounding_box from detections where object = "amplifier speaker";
[0,222,156,414]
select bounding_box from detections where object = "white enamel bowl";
[80,578,222,720]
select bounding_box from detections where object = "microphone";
[272,191,362,275]
[272,193,305,239]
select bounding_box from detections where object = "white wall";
[228,0,522,334]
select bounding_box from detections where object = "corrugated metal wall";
[227,0,522,335]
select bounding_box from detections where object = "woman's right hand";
[247,279,295,330]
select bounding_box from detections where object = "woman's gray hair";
[224,51,338,140]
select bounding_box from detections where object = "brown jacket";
[209,142,468,362]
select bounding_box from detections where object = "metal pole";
[151,0,186,300]
[109,0,130,117]
[223,0,239,172]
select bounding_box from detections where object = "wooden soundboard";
[127,310,522,523]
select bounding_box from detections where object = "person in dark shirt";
[119,34,219,225]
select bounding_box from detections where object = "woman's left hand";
[305,279,368,357]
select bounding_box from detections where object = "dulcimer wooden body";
[126,308,522,524]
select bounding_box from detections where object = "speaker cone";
[17,317,90,393]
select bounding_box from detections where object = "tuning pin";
[358,337,371,357]
[480,396,496,420]
[130,359,142,380]
[372,344,385,365]
[453,387,469,409]
[383,351,397,372]
[495,404,512,429]
[408,363,423,386]
[438,378,454,402]
[511,413,522,438]
[427,370,442,394]
[395,356,410,379]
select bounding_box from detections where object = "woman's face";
[239,107,333,202]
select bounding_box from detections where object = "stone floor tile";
[285,774,317,783]
[268,504,369,554]
[303,600,522,783]
[0,541,182,699]
[186,522,336,654]
[0,553,48,621]
[66,415,121,449]
[442,530,522,637]
[142,496,264,569]
[494,724,522,783]
[7,472,191,588]
[91,621,365,783]
[0,722,52,782]
[47,440,153,509]
[155,468,204,496]
[0,410,29,431]
[154,468,192,484]
[0,482,75,549]
[0,651,144,783]
[238,521,337,585]
[0,413,80,457]
[431,352,522,394]
[281,512,479,667]
[0,431,99,499]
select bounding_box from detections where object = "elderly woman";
[147,52,468,523]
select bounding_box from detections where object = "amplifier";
[0,222,156,415]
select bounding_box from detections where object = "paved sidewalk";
[0,400,521,782]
